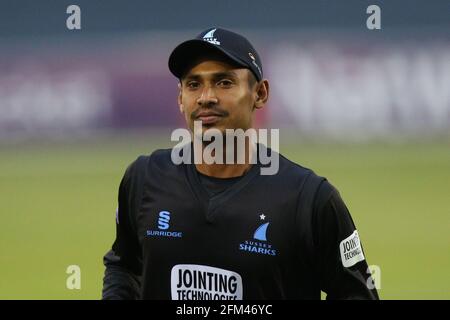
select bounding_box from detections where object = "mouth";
[195,112,224,125]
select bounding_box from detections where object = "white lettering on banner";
[269,45,450,137]
[0,71,110,131]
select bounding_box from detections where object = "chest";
[136,180,300,268]
[134,166,317,299]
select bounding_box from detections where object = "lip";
[197,115,222,125]
[196,112,223,125]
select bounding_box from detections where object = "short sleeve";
[313,181,379,300]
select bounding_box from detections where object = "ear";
[254,79,270,110]
[177,82,184,114]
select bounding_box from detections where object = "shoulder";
[123,148,175,181]
[274,150,343,207]
[274,150,324,187]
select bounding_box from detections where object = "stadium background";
[0,0,449,299]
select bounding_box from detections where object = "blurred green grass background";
[0,132,449,299]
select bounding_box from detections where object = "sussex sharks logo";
[239,215,277,256]
[253,222,269,241]
[202,28,221,45]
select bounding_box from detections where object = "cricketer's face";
[178,57,269,135]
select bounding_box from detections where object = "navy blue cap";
[168,27,263,81]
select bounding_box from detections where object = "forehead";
[181,54,249,80]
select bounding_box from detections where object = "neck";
[194,138,256,178]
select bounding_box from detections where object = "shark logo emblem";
[203,28,221,45]
[238,217,276,256]
[253,222,269,241]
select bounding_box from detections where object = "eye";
[217,79,234,88]
[186,81,200,89]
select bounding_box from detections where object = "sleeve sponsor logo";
[339,230,366,268]
[171,264,243,300]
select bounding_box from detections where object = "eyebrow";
[183,71,239,82]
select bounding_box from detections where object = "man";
[102,27,379,300]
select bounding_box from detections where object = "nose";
[197,86,218,107]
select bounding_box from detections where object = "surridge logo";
[158,211,170,230]
[147,211,183,238]
[239,215,276,256]
[202,28,221,45]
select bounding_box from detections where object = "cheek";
[180,96,195,116]
[225,95,254,127]
[235,93,254,114]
